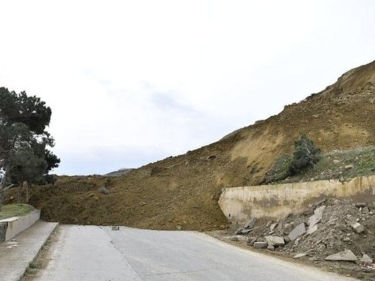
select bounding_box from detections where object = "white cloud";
[1,0,375,174]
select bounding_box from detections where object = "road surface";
[36,225,357,281]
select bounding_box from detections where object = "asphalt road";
[36,225,357,281]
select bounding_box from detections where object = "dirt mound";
[8,59,375,231]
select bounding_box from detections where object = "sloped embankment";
[13,60,375,230]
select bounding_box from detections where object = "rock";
[355,203,367,208]
[270,223,278,232]
[230,236,239,241]
[254,242,268,248]
[325,250,358,261]
[267,245,275,251]
[345,165,354,170]
[343,237,351,242]
[244,218,257,229]
[360,254,373,264]
[351,222,365,234]
[247,237,257,246]
[288,223,306,241]
[333,159,340,164]
[98,187,109,195]
[235,228,244,235]
[176,225,182,230]
[265,235,285,246]
[256,237,266,242]
[284,236,291,243]
[307,205,325,234]
[293,253,307,259]
[241,228,252,235]
[362,207,369,214]
[306,224,318,235]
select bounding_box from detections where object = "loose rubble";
[232,198,375,272]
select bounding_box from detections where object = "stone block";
[351,222,365,234]
[265,235,285,246]
[254,242,268,248]
[288,223,306,241]
[360,254,373,264]
[325,250,357,261]
[244,218,257,229]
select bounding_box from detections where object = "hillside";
[12,60,375,230]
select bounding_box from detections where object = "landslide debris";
[6,60,375,232]
[226,198,375,280]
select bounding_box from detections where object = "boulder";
[306,224,318,235]
[247,237,257,246]
[288,223,306,241]
[309,205,326,226]
[325,250,358,261]
[265,236,285,246]
[230,236,239,241]
[254,242,268,248]
[244,218,257,229]
[270,223,278,232]
[355,203,367,208]
[241,228,252,235]
[235,228,244,235]
[360,254,373,264]
[351,222,365,234]
[98,187,109,195]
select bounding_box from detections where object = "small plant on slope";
[289,134,321,175]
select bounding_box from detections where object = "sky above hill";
[1,0,375,175]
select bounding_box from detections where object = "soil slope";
[13,60,375,230]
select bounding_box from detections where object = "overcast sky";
[0,1,374,175]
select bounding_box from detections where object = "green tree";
[289,134,321,175]
[0,87,60,210]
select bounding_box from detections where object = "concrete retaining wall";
[218,175,375,223]
[0,210,40,242]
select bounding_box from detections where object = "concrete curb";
[19,221,59,279]
[0,210,41,242]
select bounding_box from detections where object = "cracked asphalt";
[36,225,358,281]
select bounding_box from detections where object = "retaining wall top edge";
[223,175,375,190]
[0,216,20,223]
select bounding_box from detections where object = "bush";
[265,154,293,183]
[289,134,321,175]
